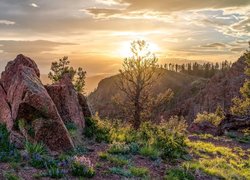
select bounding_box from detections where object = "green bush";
[109,167,132,177]
[164,168,194,180]
[107,142,130,155]
[128,142,140,155]
[0,124,21,162]
[130,166,149,177]
[3,171,20,180]
[107,155,129,167]
[45,165,66,179]
[84,117,111,143]
[154,129,187,159]
[194,111,223,126]
[25,141,46,156]
[139,146,160,160]
[71,161,95,178]
[71,156,95,178]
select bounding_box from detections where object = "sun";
[119,41,160,58]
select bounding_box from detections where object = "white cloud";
[30,3,39,8]
[0,20,15,25]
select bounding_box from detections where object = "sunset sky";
[0,0,249,79]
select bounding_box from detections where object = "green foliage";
[0,124,20,162]
[194,111,223,126]
[139,146,160,160]
[84,117,111,143]
[128,142,140,155]
[226,130,250,144]
[3,171,20,180]
[48,56,86,93]
[231,43,250,115]
[71,161,95,178]
[164,168,194,180]
[107,142,130,155]
[130,166,149,177]
[107,155,129,167]
[109,167,132,177]
[45,165,65,179]
[98,152,109,160]
[25,141,46,156]
[186,140,250,179]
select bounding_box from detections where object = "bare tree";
[117,40,172,129]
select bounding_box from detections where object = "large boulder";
[1,54,40,92]
[45,74,85,129]
[1,54,74,152]
[78,93,92,118]
[0,82,13,131]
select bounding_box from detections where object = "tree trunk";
[133,89,141,129]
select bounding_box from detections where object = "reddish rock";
[78,93,92,118]
[1,54,40,92]
[0,83,13,131]
[1,54,74,152]
[45,74,85,129]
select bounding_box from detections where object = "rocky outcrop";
[1,54,40,92]
[218,114,250,134]
[0,82,13,131]
[45,74,86,129]
[78,93,92,118]
[0,54,78,152]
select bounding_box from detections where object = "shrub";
[109,167,132,177]
[45,165,66,179]
[154,129,187,159]
[194,111,223,126]
[98,152,108,160]
[139,146,160,160]
[25,141,46,156]
[164,168,194,180]
[128,142,140,155]
[107,155,129,167]
[107,142,130,155]
[3,171,20,180]
[29,154,46,169]
[71,155,95,178]
[130,166,149,177]
[84,117,111,143]
[0,124,20,162]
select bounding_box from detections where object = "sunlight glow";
[119,41,160,58]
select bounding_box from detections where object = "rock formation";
[46,74,85,129]
[0,54,90,152]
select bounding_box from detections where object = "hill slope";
[88,56,247,122]
[88,69,207,120]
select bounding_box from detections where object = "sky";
[0,0,249,79]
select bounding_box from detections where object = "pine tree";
[231,42,250,115]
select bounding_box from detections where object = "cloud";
[201,43,227,48]
[0,20,15,25]
[230,47,247,52]
[116,0,250,12]
[30,3,39,8]
[0,40,76,54]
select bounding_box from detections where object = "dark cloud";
[201,43,227,48]
[231,47,247,52]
